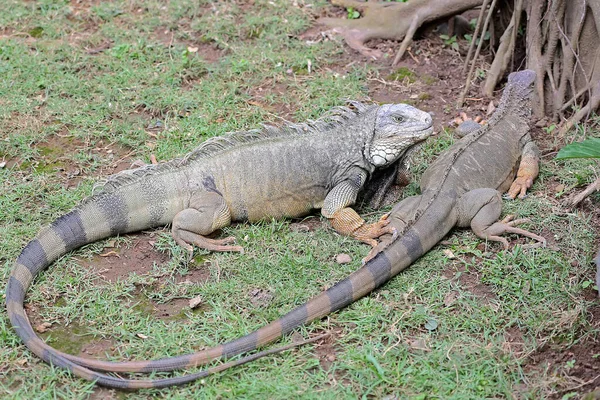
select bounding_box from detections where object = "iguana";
[5,102,434,387]
[7,70,546,389]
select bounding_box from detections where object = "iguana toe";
[452,112,486,137]
[174,231,244,253]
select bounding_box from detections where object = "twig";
[393,17,420,66]
[553,373,600,395]
[568,176,600,207]
[458,0,498,106]
[463,0,490,73]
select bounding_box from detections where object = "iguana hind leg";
[458,188,546,249]
[172,192,243,254]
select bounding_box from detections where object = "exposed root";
[567,176,600,207]
[462,0,490,73]
[461,0,599,125]
[392,16,419,66]
[319,0,484,61]
[322,0,600,125]
[458,0,498,106]
[482,0,523,96]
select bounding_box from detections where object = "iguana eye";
[393,115,405,123]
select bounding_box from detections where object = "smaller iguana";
[6,102,434,386]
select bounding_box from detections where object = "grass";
[1,0,599,399]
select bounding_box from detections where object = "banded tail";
[7,191,449,388]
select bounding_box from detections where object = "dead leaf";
[290,223,310,232]
[443,249,456,259]
[522,280,530,296]
[249,288,274,307]
[486,100,496,115]
[136,333,149,339]
[99,250,120,257]
[189,295,204,309]
[35,322,52,333]
[335,253,352,264]
[187,46,198,53]
[555,183,565,193]
[291,332,304,344]
[408,338,430,351]
[444,291,459,307]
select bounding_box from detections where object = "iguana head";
[366,104,434,167]
[502,69,536,115]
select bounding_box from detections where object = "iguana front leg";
[507,139,540,199]
[322,173,395,247]
[172,192,243,255]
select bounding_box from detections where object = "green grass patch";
[1,0,599,398]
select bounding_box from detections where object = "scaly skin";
[6,72,544,389]
[59,70,542,390]
[6,102,434,388]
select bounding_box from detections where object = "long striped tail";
[7,213,440,388]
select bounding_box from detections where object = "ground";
[0,0,599,399]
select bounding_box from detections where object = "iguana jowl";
[6,102,434,387]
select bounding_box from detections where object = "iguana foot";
[329,209,397,249]
[506,155,538,199]
[480,215,546,249]
[452,112,486,137]
[173,231,244,255]
[352,213,397,247]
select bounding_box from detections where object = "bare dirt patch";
[248,288,274,308]
[83,232,169,282]
[80,337,118,358]
[313,333,338,370]
[88,388,119,400]
[6,130,138,186]
[152,297,191,320]
[443,263,497,303]
[290,216,325,233]
[503,326,526,356]
[245,78,296,121]
[528,334,600,398]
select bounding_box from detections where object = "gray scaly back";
[94,101,376,196]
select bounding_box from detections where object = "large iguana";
[6,70,546,389]
[5,102,434,387]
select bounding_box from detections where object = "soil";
[443,263,497,304]
[81,232,169,282]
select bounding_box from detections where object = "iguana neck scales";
[6,102,434,388]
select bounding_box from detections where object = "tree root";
[481,0,523,96]
[568,176,600,207]
[321,0,599,127]
[319,0,483,61]
[458,0,600,127]
[458,0,498,106]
